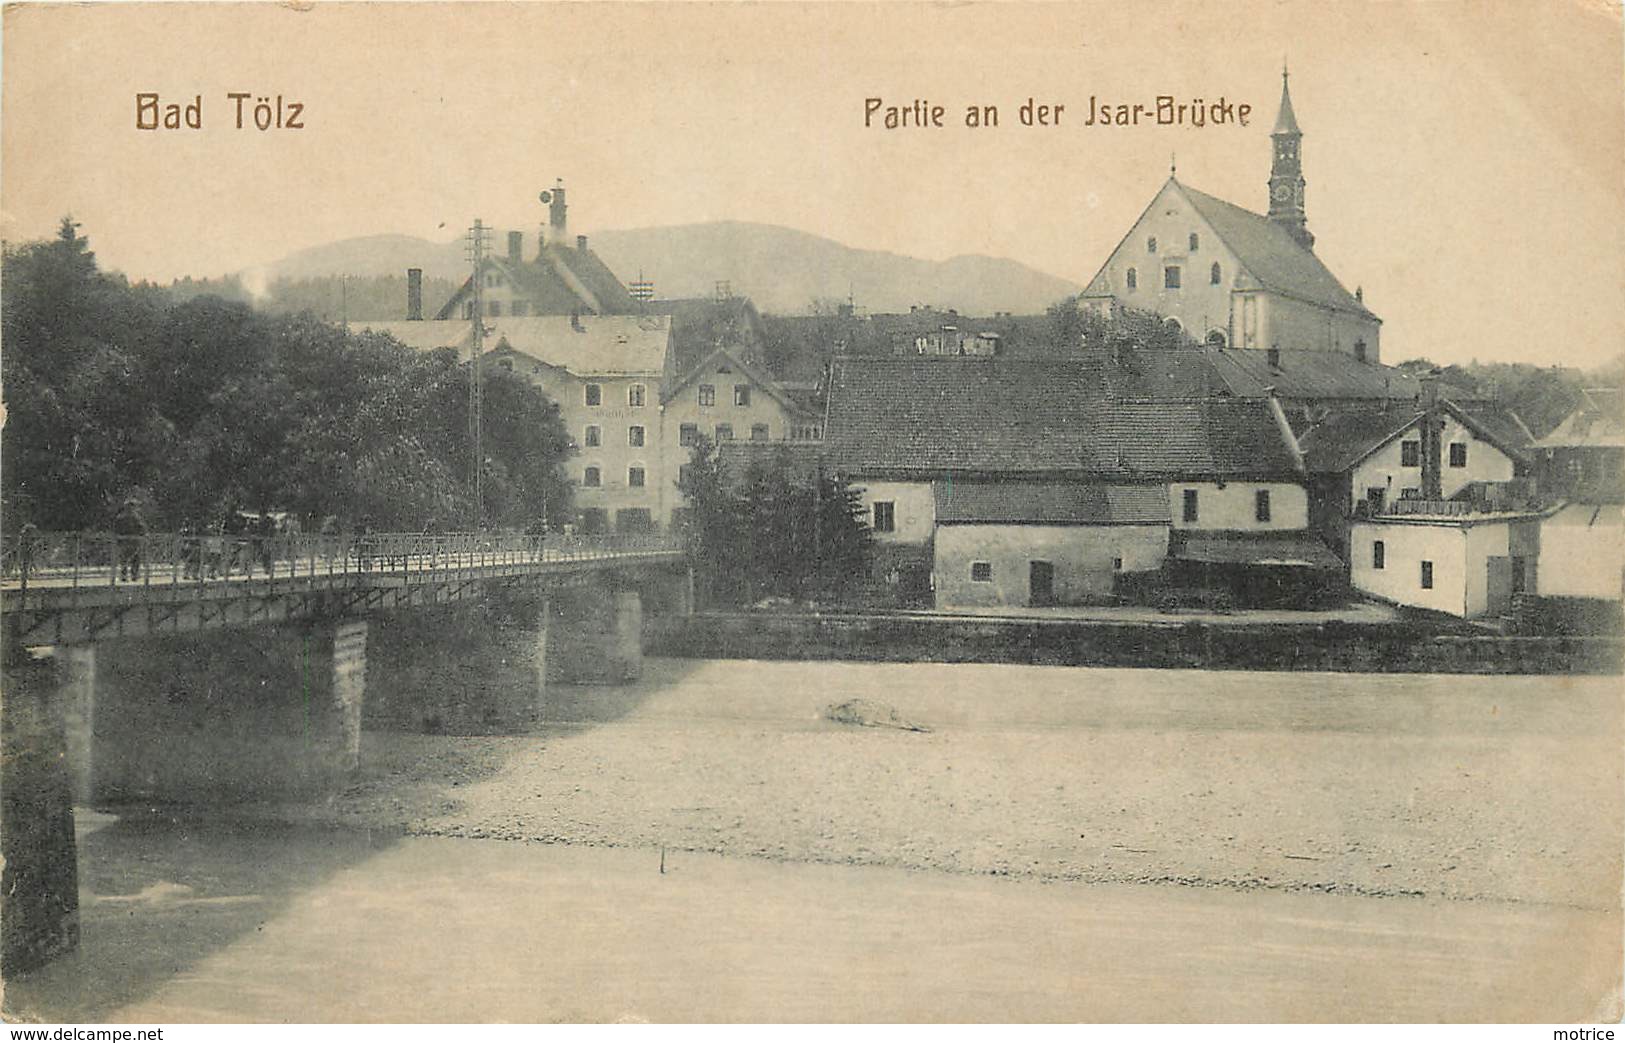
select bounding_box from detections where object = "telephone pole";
[465,219,492,531]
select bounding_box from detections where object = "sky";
[2,0,1622,368]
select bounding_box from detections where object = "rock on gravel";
[824,698,931,732]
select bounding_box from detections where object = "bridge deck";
[2,532,686,645]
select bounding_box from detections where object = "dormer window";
[1126,267,1138,291]
[1147,236,1158,254]
[1189,232,1200,251]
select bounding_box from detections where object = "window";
[1112,557,1124,571]
[584,425,601,448]
[1189,232,1200,251]
[583,466,601,488]
[678,464,693,487]
[1420,561,1434,590]
[734,385,751,407]
[628,466,645,488]
[1147,236,1158,253]
[488,300,502,317]
[1354,339,1367,363]
[872,501,896,533]
[1164,266,1181,289]
[1182,488,1199,523]
[970,561,993,582]
[1400,487,1421,500]
[1126,267,1138,291]
[1400,440,1420,467]
[628,384,646,408]
[1372,540,1385,569]
[751,423,770,442]
[585,384,602,407]
[698,384,716,406]
[1449,442,1468,468]
[628,425,645,447]
[1366,487,1386,514]
[1210,261,1222,285]
[1254,489,1272,523]
[578,508,608,534]
[679,423,699,447]
[715,423,734,441]
[510,300,528,317]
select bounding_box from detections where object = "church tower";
[1267,67,1314,250]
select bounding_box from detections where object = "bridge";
[1,530,693,979]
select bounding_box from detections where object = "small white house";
[1349,509,1543,618]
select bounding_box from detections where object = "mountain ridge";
[246,221,1083,316]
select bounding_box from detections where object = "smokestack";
[549,180,568,242]
[1419,368,1444,499]
[1419,369,1441,410]
[576,234,588,251]
[406,268,423,321]
[507,230,523,264]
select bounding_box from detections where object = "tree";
[1,221,574,534]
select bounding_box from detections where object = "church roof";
[1272,72,1302,135]
[1178,181,1377,319]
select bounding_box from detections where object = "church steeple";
[1268,64,1314,250]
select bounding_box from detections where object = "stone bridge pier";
[0,564,693,976]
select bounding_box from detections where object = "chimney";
[548,180,568,241]
[576,234,588,251]
[406,268,423,321]
[570,309,585,333]
[507,230,523,264]
[537,225,547,256]
[1266,345,1281,370]
[1419,368,1444,499]
[1419,368,1441,410]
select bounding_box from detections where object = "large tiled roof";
[822,357,1300,479]
[1179,182,1376,319]
[1207,347,1468,401]
[433,243,640,320]
[1293,399,1532,474]
[933,480,1169,525]
[352,315,670,377]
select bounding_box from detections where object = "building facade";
[1080,72,1381,359]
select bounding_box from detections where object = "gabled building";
[355,314,673,533]
[1080,71,1382,360]
[1294,389,1532,559]
[430,183,640,321]
[1531,388,1625,503]
[818,356,1336,608]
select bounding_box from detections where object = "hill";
[245,222,1081,318]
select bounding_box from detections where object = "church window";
[1147,236,1158,254]
[1164,266,1181,290]
[1210,262,1222,285]
[1126,268,1138,291]
[1189,232,1200,251]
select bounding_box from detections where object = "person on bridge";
[113,498,147,581]
[255,511,277,577]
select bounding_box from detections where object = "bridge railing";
[0,530,683,592]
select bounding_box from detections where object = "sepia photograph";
[0,0,1621,1027]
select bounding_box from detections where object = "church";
[1080,70,1382,362]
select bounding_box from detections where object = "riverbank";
[176,658,1622,909]
[651,609,1624,674]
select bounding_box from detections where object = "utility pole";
[465,219,491,531]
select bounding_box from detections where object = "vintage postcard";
[1,0,1621,1027]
